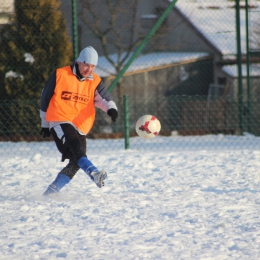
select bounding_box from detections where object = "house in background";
[60,0,260,102]
[0,0,14,31]
[173,0,260,102]
[1,0,259,100]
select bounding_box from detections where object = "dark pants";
[50,123,87,179]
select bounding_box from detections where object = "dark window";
[217,77,227,85]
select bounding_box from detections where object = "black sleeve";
[40,71,56,112]
[96,80,113,102]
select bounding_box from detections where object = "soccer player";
[40,46,118,195]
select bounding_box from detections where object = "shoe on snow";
[42,184,59,196]
[42,173,70,196]
[90,170,107,188]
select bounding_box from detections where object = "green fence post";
[72,0,78,60]
[236,0,244,134]
[245,0,251,133]
[107,0,178,93]
[124,95,130,149]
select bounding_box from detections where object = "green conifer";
[0,0,72,139]
[0,0,72,100]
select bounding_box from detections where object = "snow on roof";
[175,0,260,56]
[95,52,209,77]
[222,63,260,77]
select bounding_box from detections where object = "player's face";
[77,62,96,77]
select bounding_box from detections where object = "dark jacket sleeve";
[40,71,56,112]
[94,80,117,112]
[95,80,113,102]
[40,71,56,128]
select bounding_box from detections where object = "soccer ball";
[135,115,161,139]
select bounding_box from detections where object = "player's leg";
[43,124,106,195]
[42,124,79,195]
[60,124,107,188]
[42,157,81,195]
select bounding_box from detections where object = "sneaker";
[90,170,107,188]
[43,184,59,196]
[42,173,71,196]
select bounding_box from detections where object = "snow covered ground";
[1,135,260,259]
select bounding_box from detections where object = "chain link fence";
[1,96,260,155]
[0,0,260,155]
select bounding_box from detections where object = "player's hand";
[107,108,118,122]
[40,127,51,138]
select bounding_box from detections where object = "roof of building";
[97,1,260,78]
[175,0,260,57]
[222,63,260,77]
[96,52,210,78]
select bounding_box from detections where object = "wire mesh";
[0,97,260,155]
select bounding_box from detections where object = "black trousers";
[50,123,87,179]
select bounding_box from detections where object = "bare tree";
[77,0,144,101]
[249,9,260,53]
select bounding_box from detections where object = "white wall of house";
[0,0,14,25]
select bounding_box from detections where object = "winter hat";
[77,46,98,66]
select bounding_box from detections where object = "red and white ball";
[135,115,161,139]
